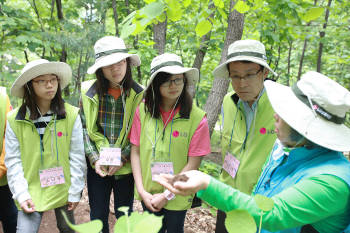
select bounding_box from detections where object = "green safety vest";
[138,103,205,210]
[219,91,276,194]
[81,79,143,175]
[0,87,8,186]
[7,103,79,211]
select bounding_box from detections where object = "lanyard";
[147,104,177,158]
[39,115,59,167]
[228,107,239,148]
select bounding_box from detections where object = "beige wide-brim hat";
[265,71,350,152]
[213,39,277,78]
[11,59,72,98]
[145,53,199,90]
[87,36,141,74]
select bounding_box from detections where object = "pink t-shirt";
[129,106,211,156]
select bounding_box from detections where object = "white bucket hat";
[146,53,199,90]
[11,59,72,98]
[87,36,141,74]
[265,71,350,152]
[213,39,277,78]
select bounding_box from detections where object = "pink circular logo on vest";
[57,132,63,137]
[173,131,179,137]
[259,128,266,134]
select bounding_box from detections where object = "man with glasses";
[213,40,278,233]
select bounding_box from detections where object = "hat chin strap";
[291,84,345,124]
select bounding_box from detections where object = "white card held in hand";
[99,147,121,166]
[151,162,174,181]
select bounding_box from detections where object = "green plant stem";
[258,210,263,233]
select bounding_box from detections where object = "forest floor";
[0,153,221,233]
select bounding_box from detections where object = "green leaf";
[118,206,130,213]
[157,13,167,22]
[213,0,224,8]
[217,8,227,19]
[142,1,166,18]
[302,7,324,22]
[225,210,257,233]
[114,212,163,233]
[61,211,103,233]
[120,23,136,39]
[195,19,212,37]
[144,0,156,3]
[183,0,191,8]
[167,0,183,22]
[254,194,274,212]
[234,0,250,13]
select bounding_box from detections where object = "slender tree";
[204,0,245,135]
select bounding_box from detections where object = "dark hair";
[95,58,133,97]
[144,72,193,119]
[19,79,66,120]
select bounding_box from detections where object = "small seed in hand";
[171,174,189,185]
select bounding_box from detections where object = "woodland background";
[1,1,350,232]
[1,0,350,136]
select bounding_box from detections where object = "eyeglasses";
[160,77,184,87]
[32,77,59,86]
[230,68,263,82]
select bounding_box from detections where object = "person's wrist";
[163,189,175,200]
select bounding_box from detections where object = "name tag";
[151,162,174,181]
[39,167,65,188]
[99,147,121,166]
[223,152,240,179]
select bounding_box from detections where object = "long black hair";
[144,72,193,119]
[19,77,66,120]
[95,58,133,97]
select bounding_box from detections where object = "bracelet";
[163,189,175,200]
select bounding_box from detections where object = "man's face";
[228,61,268,106]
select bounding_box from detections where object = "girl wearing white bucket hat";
[156,71,350,233]
[5,59,86,233]
[129,53,211,233]
[80,36,143,233]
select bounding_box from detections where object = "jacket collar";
[15,105,66,121]
[85,80,143,99]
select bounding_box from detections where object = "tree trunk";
[297,0,318,80]
[297,38,308,80]
[317,0,332,72]
[55,0,69,96]
[153,18,167,54]
[274,45,281,81]
[204,0,245,136]
[286,41,292,86]
[112,0,119,36]
[188,1,215,99]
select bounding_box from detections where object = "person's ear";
[263,69,269,79]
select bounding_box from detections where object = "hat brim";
[145,66,199,91]
[213,56,277,78]
[264,80,350,152]
[11,62,72,98]
[87,53,141,74]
